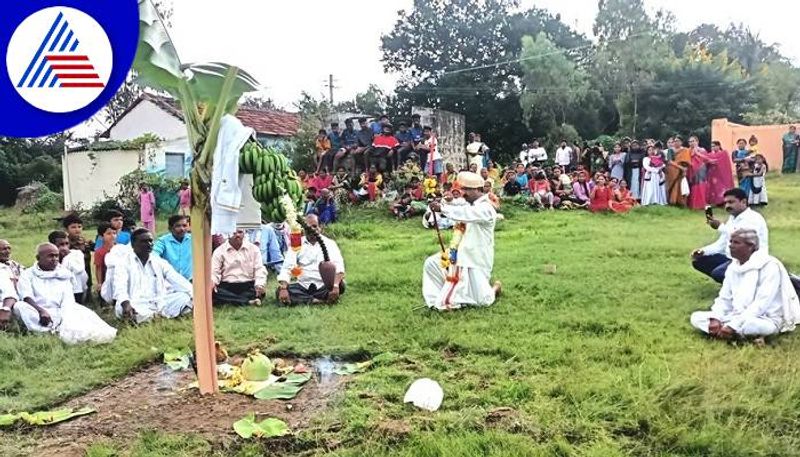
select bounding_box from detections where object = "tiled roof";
[104,93,300,138]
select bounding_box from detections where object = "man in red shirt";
[371,124,399,173]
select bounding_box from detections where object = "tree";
[592,0,676,136]
[381,0,588,162]
[241,95,278,110]
[0,134,70,206]
[103,0,174,125]
[288,93,332,172]
[633,49,757,144]
[519,33,592,134]
[336,84,390,116]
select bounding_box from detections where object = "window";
[165,152,185,178]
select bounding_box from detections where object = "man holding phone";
[692,188,769,283]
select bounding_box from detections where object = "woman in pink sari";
[686,136,715,210]
[705,140,735,206]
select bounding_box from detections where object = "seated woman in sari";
[613,179,638,212]
[590,175,631,213]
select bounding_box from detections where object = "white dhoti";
[422,254,495,311]
[114,292,192,324]
[13,302,117,345]
[690,311,779,337]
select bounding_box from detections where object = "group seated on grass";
[0,208,347,345]
[296,132,773,224]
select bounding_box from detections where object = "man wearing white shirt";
[0,269,18,330]
[690,229,799,341]
[277,215,345,305]
[48,231,87,304]
[692,188,769,283]
[527,139,548,167]
[423,172,502,310]
[13,243,116,344]
[518,143,529,166]
[555,140,573,171]
[114,229,193,324]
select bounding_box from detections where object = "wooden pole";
[191,204,218,394]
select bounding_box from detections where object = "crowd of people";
[0,207,346,345]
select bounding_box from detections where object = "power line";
[323,74,340,105]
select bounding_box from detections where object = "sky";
[166,0,799,112]
[80,0,798,136]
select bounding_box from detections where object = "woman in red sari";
[705,140,735,206]
[590,174,631,213]
[612,179,637,212]
[686,136,715,210]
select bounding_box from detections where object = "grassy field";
[2,175,800,456]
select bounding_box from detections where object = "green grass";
[1,175,800,456]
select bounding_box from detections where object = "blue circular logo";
[1,0,138,137]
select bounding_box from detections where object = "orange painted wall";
[711,118,796,174]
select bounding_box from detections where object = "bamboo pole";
[191,205,218,394]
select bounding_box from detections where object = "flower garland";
[444,222,466,283]
[280,194,303,253]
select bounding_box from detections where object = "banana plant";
[133,0,260,393]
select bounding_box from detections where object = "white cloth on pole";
[210,115,255,235]
[236,173,262,230]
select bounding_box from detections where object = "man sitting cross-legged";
[113,228,193,324]
[276,214,345,305]
[690,229,800,342]
[211,228,267,306]
[12,243,116,344]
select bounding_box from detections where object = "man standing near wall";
[782,125,799,173]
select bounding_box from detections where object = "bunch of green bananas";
[239,141,304,222]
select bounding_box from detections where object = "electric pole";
[323,74,338,105]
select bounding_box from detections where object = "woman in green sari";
[783,125,798,173]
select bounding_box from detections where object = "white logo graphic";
[6,7,113,113]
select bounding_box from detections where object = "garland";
[279,193,332,282]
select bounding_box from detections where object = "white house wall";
[62,149,142,209]
[109,100,186,141]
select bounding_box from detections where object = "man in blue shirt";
[410,114,424,144]
[395,122,415,167]
[153,215,193,280]
[95,210,131,249]
[371,115,390,135]
[259,223,285,274]
[323,123,343,173]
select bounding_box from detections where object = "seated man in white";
[276,215,345,305]
[0,270,18,330]
[13,243,116,344]
[690,229,800,341]
[114,228,192,324]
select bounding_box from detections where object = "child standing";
[748,154,768,206]
[139,183,156,232]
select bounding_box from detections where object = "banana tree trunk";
[191,205,218,394]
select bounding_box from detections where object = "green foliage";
[288,92,332,173]
[116,170,182,217]
[0,134,68,207]
[520,33,593,135]
[70,133,162,152]
[233,413,290,439]
[592,134,619,151]
[87,199,137,228]
[2,175,800,456]
[20,186,63,215]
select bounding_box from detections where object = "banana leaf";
[0,413,19,426]
[333,361,373,376]
[253,383,304,400]
[17,407,95,426]
[182,62,259,111]
[134,0,183,95]
[163,349,191,371]
[283,373,312,386]
[233,412,290,439]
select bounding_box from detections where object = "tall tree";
[519,33,592,133]
[240,95,278,110]
[634,49,757,144]
[593,0,676,136]
[381,0,588,162]
[0,134,70,205]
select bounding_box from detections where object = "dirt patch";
[29,358,347,457]
[374,419,411,444]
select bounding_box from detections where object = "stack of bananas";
[239,141,304,223]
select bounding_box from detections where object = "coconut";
[240,351,273,381]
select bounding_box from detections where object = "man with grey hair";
[690,229,800,342]
[13,243,116,344]
[0,239,23,286]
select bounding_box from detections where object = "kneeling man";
[423,172,501,310]
[277,214,345,305]
[13,243,116,344]
[114,229,193,324]
[690,229,800,341]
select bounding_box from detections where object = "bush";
[87,198,137,228]
[591,134,618,151]
[544,124,582,151]
[116,170,182,217]
[18,182,63,214]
